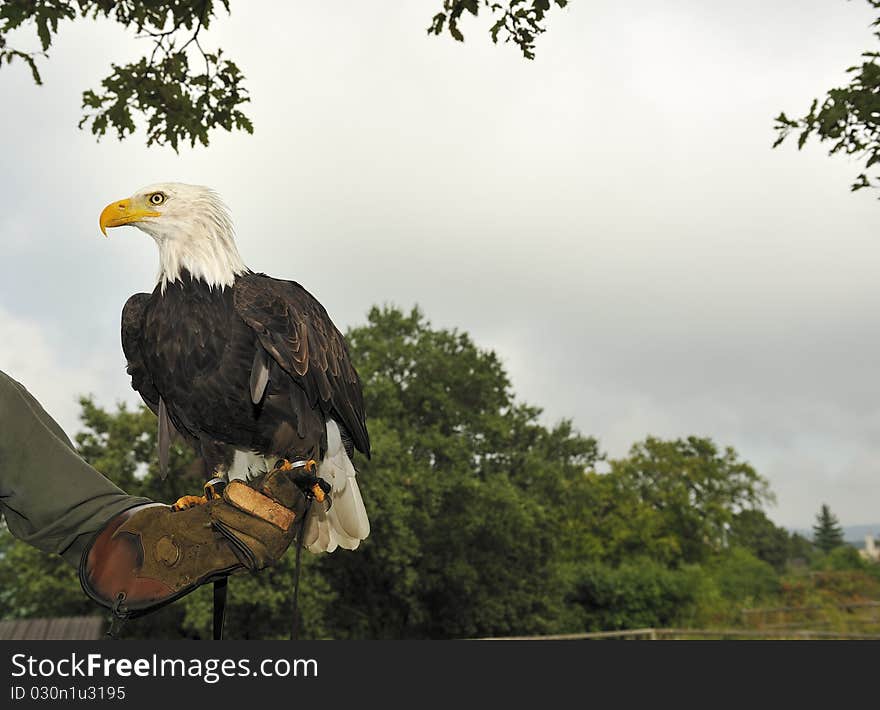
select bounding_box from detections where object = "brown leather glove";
[79,473,307,619]
[208,476,307,570]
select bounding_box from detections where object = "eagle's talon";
[275,460,329,503]
[311,482,326,503]
[172,494,208,510]
[203,477,226,500]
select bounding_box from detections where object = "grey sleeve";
[0,370,151,566]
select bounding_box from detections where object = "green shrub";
[821,545,868,572]
[568,557,713,631]
[709,547,780,602]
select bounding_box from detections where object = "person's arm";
[0,370,150,566]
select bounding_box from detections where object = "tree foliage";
[0,1,252,150]
[0,521,93,619]
[427,0,569,60]
[708,547,780,602]
[788,531,817,564]
[318,306,600,638]
[568,557,712,631]
[607,437,773,565]
[773,0,880,194]
[727,509,794,573]
[1,1,567,148]
[813,503,846,553]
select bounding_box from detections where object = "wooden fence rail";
[479,627,880,641]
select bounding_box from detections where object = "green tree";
[788,532,816,565]
[727,509,793,573]
[1,1,566,148]
[0,1,251,150]
[812,503,846,553]
[320,305,599,638]
[607,437,774,565]
[0,521,94,620]
[559,468,683,567]
[773,0,880,194]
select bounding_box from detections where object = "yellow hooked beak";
[99,197,161,236]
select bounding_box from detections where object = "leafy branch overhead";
[0,0,249,150]
[773,0,880,194]
[1,1,568,149]
[428,0,569,60]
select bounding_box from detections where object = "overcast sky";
[1,1,879,529]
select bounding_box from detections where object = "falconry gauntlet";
[80,472,307,619]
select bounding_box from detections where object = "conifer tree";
[812,503,845,553]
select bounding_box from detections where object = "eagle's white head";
[99,182,248,292]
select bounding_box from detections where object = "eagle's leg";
[273,458,328,502]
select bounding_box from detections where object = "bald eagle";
[99,183,370,553]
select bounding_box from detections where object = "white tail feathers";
[304,419,370,554]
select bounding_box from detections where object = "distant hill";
[843,524,880,547]
[789,523,880,547]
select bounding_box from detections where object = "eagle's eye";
[149,192,166,206]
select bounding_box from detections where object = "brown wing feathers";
[121,293,160,414]
[234,273,370,457]
[122,274,370,473]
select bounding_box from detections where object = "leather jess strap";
[223,480,296,531]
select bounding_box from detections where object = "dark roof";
[0,616,105,640]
